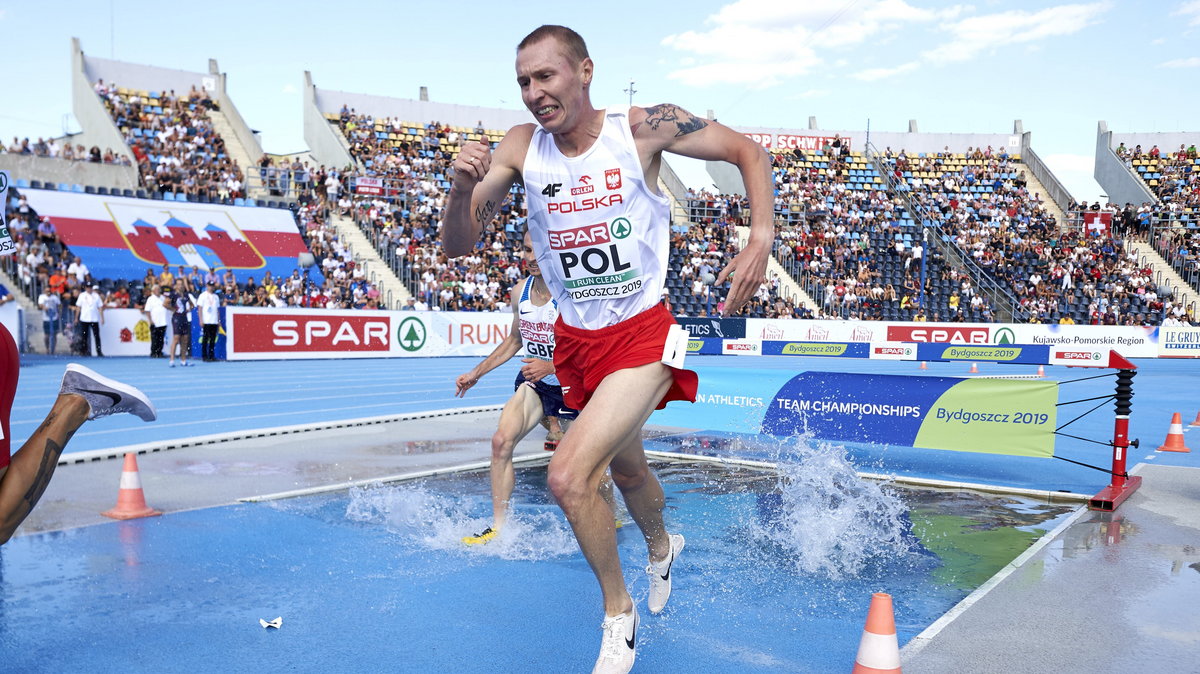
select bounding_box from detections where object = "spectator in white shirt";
[196,282,222,362]
[142,285,169,358]
[75,285,104,356]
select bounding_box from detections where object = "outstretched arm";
[633,104,774,316]
[442,126,532,258]
[455,285,525,397]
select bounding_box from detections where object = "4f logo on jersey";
[605,168,622,190]
[541,183,562,198]
[571,175,594,196]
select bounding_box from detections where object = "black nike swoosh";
[81,388,122,405]
[625,623,636,650]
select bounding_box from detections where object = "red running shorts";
[553,303,698,413]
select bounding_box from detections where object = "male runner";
[0,322,157,543]
[455,230,580,545]
[442,25,773,673]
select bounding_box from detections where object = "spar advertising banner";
[225,308,512,360]
[744,319,1165,358]
[650,368,1059,458]
[1158,327,1200,357]
[19,189,323,285]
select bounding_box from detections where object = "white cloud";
[923,3,1111,63]
[852,61,919,81]
[1151,37,1167,45]
[662,0,960,88]
[281,83,298,94]
[1173,1,1200,26]
[1159,56,1200,68]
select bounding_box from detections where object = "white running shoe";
[592,606,638,674]
[646,533,685,615]
[60,364,157,422]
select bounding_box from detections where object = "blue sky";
[2,0,1198,202]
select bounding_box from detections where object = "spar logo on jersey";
[549,223,612,250]
[546,193,623,214]
[571,175,594,196]
[605,168,622,190]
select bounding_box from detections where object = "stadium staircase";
[327,211,411,309]
[0,269,45,353]
[865,145,1025,322]
[1020,170,1068,228]
[1126,239,1196,309]
[206,107,264,200]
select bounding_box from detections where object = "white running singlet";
[523,106,671,330]
[517,276,560,386]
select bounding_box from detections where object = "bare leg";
[547,362,673,616]
[489,385,545,528]
[0,394,89,543]
[609,435,669,562]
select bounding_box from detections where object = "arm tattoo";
[643,104,709,137]
[474,199,497,226]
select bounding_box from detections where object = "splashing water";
[344,483,578,561]
[746,435,916,579]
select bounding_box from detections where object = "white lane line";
[57,405,505,465]
[66,399,504,437]
[11,384,515,427]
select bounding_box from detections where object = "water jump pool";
[1,449,1076,672]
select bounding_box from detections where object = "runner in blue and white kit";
[442,25,774,673]
[454,231,580,544]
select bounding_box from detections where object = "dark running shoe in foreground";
[60,364,157,421]
[646,533,685,614]
[462,526,498,545]
[593,605,638,674]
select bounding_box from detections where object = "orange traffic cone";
[1156,413,1192,453]
[918,361,927,370]
[853,593,901,674]
[1036,365,1045,378]
[968,363,979,374]
[1189,410,1200,428]
[101,453,162,519]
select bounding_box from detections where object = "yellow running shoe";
[462,527,498,545]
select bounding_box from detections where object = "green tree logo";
[397,317,426,352]
[609,217,632,239]
[994,327,1016,344]
[0,172,9,192]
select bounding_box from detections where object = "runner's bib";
[517,276,560,387]
[523,107,670,330]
